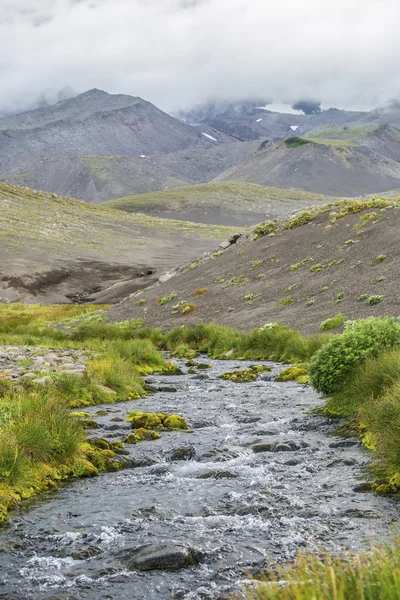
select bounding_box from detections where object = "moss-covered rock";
[109,440,125,452]
[161,362,184,375]
[126,411,188,431]
[163,415,188,430]
[218,365,272,383]
[70,411,92,418]
[81,419,101,429]
[127,411,162,429]
[123,429,161,444]
[275,366,309,383]
[89,437,110,449]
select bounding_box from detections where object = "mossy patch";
[275,366,309,383]
[218,365,272,383]
[123,429,161,444]
[126,411,188,430]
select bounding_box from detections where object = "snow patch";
[202,132,218,142]
[256,118,263,122]
[140,155,146,158]
[290,125,299,132]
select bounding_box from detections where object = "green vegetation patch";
[319,313,347,332]
[284,137,311,148]
[275,365,309,384]
[218,365,272,383]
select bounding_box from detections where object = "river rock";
[154,385,177,393]
[219,240,231,249]
[127,543,199,571]
[251,440,307,453]
[198,470,237,479]
[167,446,196,461]
[329,439,360,448]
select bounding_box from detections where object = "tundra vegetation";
[2,305,400,598]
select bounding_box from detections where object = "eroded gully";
[0,358,398,600]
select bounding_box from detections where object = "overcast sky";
[1,0,400,115]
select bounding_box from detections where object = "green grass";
[306,137,356,147]
[0,304,169,522]
[165,322,327,363]
[246,538,400,600]
[102,181,333,215]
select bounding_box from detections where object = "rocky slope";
[103,182,337,226]
[213,139,400,196]
[5,141,260,203]
[0,89,218,174]
[0,182,241,304]
[109,198,400,334]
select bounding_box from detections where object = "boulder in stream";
[167,446,196,461]
[127,543,199,571]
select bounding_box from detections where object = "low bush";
[325,349,400,417]
[309,317,400,396]
[319,313,347,332]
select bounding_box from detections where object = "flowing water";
[0,359,398,600]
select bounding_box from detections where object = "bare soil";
[109,202,400,334]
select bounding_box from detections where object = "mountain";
[178,100,366,141]
[102,182,337,226]
[4,141,260,203]
[212,138,400,196]
[0,182,241,304]
[109,197,400,334]
[0,89,219,174]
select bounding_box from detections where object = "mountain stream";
[0,359,398,599]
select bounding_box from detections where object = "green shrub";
[325,349,400,416]
[361,382,400,478]
[309,317,400,396]
[367,295,384,305]
[319,313,347,332]
[252,222,277,240]
[157,291,177,305]
[375,254,387,264]
[279,297,294,306]
[284,136,310,148]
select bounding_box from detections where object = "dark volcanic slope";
[109,199,400,334]
[213,140,400,196]
[356,125,400,162]
[6,155,189,203]
[0,182,241,304]
[5,141,260,203]
[0,89,216,173]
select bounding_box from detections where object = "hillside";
[109,198,400,334]
[0,182,241,304]
[5,141,260,203]
[213,139,400,196]
[0,89,217,174]
[5,155,189,203]
[103,182,337,226]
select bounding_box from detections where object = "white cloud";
[0,0,399,114]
